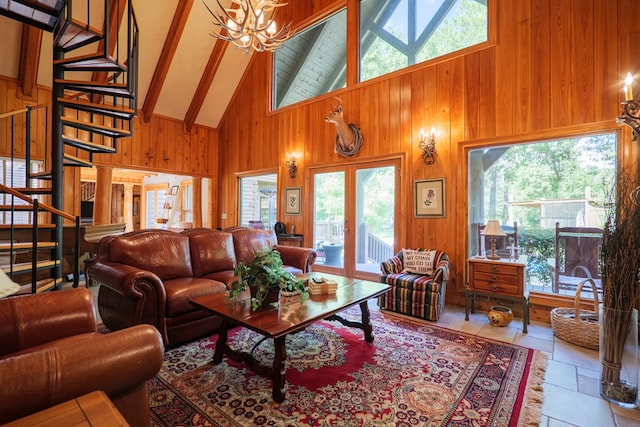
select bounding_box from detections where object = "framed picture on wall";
[170,185,179,195]
[285,187,301,215]
[414,178,446,217]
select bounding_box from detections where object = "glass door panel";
[313,171,345,269]
[311,160,399,278]
[355,166,396,274]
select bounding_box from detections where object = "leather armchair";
[0,288,164,427]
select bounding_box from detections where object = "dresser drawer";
[471,271,520,295]
[467,259,525,297]
[472,262,520,277]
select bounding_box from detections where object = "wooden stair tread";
[0,241,57,250]
[14,278,62,295]
[2,260,57,273]
[0,224,55,229]
[56,80,133,98]
[63,153,94,168]
[0,205,35,211]
[54,52,126,72]
[61,116,132,137]
[58,97,136,119]
[56,19,103,51]
[61,135,117,153]
[2,187,51,195]
[0,1,60,32]
[29,171,53,180]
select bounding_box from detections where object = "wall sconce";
[617,72,640,140]
[418,128,436,165]
[285,153,298,178]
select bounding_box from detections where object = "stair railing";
[0,183,81,290]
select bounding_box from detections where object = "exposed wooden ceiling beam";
[184,39,227,132]
[141,0,194,123]
[18,24,42,98]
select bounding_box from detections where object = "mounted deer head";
[324,97,363,157]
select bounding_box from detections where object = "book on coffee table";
[308,278,337,295]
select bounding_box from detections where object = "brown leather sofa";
[0,288,164,427]
[88,226,316,347]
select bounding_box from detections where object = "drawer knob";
[492,266,498,272]
[492,284,498,292]
[491,275,497,281]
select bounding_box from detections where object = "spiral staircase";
[0,0,138,293]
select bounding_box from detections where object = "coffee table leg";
[360,301,374,343]
[213,319,229,364]
[272,335,286,402]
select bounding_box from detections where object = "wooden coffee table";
[191,273,390,403]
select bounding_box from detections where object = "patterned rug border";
[378,309,548,427]
[149,307,548,426]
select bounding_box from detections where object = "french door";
[310,159,400,279]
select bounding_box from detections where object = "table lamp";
[481,220,506,260]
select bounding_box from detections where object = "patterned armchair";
[378,249,449,321]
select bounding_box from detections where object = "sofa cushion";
[163,277,226,316]
[230,228,277,265]
[401,249,437,275]
[109,231,193,280]
[187,229,237,277]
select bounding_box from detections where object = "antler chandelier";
[204,0,292,54]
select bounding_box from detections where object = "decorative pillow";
[402,249,437,275]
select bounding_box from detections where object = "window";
[468,133,616,298]
[0,158,44,224]
[181,180,193,222]
[360,0,488,81]
[273,9,347,109]
[239,174,277,230]
[144,184,168,229]
[272,1,488,109]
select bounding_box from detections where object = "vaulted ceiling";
[0,0,257,129]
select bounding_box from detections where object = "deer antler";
[329,96,343,112]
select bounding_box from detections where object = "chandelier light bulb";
[204,0,293,53]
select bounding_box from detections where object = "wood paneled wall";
[217,0,640,303]
[0,76,219,221]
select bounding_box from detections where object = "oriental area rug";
[149,308,547,427]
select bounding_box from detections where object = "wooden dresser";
[277,235,303,247]
[465,257,529,333]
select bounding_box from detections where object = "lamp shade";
[482,220,507,237]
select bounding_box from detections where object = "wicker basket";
[550,278,600,350]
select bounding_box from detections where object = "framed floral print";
[285,187,301,215]
[414,178,445,217]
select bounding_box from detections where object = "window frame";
[269,0,496,113]
[142,183,169,229]
[456,124,622,310]
[180,180,193,223]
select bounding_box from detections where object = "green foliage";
[482,135,616,227]
[314,172,344,221]
[361,0,487,81]
[518,228,555,285]
[230,248,308,311]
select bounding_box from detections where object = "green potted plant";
[229,248,309,311]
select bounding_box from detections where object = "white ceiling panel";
[155,1,218,121]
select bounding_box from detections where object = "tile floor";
[80,280,639,426]
[435,305,640,427]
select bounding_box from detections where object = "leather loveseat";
[88,226,316,347]
[0,288,164,427]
